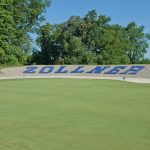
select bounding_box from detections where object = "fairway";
[0,79,150,150]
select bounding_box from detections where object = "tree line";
[0,1,150,65]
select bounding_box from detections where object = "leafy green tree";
[63,36,84,64]
[0,0,20,64]
[99,25,130,64]
[0,0,51,65]
[36,23,62,64]
[125,22,150,63]
[81,51,96,64]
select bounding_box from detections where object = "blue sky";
[43,0,150,57]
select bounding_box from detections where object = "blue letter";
[87,66,110,74]
[23,66,37,74]
[39,66,54,74]
[105,66,127,74]
[120,66,145,74]
[55,66,68,73]
[71,66,85,73]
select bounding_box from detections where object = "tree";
[0,0,51,65]
[32,10,150,65]
[98,24,130,64]
[63,36,84,64]
[125,22,150,64]
[36,23,62,64]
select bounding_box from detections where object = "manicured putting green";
[0,79,150,150]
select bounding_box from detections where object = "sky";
[43,0,150,57]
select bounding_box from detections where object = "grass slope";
[0,79,150,150]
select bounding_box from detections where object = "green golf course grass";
[0,79,150,150]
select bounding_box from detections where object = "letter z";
[23,67,37,74]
